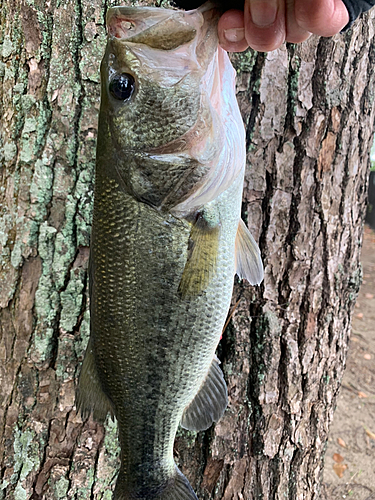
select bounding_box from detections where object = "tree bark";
[1,1,374,499]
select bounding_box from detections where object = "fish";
[76,3,263,500]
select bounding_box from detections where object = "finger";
[285,0,311,43]
[295,0,349,36]
[244,0,286,52]
[218,9,249,52]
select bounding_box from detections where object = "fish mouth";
[106,3,219,51]
[107,6,199,50]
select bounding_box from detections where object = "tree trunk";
[1,1,374,499]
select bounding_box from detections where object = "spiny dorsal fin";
[235,219,264,285]
[178,210,220,298]
[180,356,228,431]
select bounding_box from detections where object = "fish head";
[100,4,219,153]
[98,4,245,212]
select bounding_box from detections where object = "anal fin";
[180,356,228,432]
[76,336,114,423]
[235,218,264,285]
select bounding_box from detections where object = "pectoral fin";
[180,356,228,432]
[76,336,114,423]
[235,219,264,285]
[178,210,220,298]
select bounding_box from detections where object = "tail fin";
[163,469,198,500]
[113,466,199,500]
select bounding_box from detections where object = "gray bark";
[1,1,374,499]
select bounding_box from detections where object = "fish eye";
[109,73,135,101]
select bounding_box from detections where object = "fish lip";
[106,6,167,41]
[105,2,218,47]
[106,5,202,44]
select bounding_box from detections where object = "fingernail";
[224,28,245,43]
[250,0,277,27]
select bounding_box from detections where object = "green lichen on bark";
[230,48,257,74]
[10,428,41,499]
[60,269,85,332]
[287,46,301,118]
[92,417,121,497]
[251,311,281,385]
[53,477,70,499]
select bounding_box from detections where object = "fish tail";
[113,466,198,500]
[158,468,199,500]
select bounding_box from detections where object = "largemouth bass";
[77,3,263,499]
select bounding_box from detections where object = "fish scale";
[77,4,263,500]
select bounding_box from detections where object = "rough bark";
[0,1,374,499]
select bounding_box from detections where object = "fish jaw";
[107,5,202,51]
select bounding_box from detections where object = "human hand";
[218,0,350,52]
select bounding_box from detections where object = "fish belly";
[87,169,243,496]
